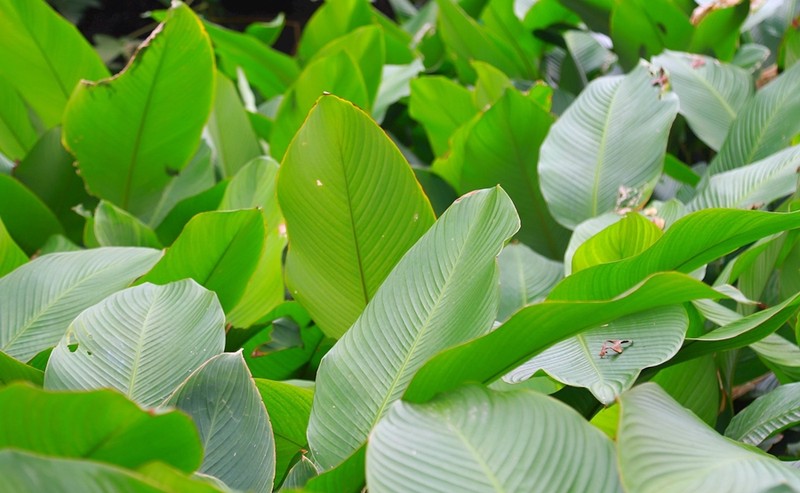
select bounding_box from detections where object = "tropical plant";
[1,0,800,491]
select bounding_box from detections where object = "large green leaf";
[454,88,571,258]
[726,382,800,446]
[497,242,562,322]
[752,334,800,383]
[548,209,800,301]
[0,174,63,254]
[571,212,663,274]
[63,3,214,221]
[539,63,679,229]
[255,379,313,486]
[279,95,435,339]
[0,0,108,127]
[617,383,800,492]
[610,0,692,70]
[94,201,162,248]
[296,0,373,61]
[687,144,800,211]
[307,187,519,469]
[653,51,753,151]
[206,71,262,179]
[0,217,26,278]
[505,306,688,404]
[0,77,36,160]
[0,351,42,386]
[0,450,223,493]
[652,355,720,425]
[404,272,726,403]
[44,280,225,407]
[710,61,800,174]
[0,383,202,471]
[167,352,275,493]
[270,52,370,160]
[139,210,264,313]
[0,247,161,362]
[409,76,476,158]
[368,386,620,492]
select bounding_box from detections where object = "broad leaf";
[206,71,262,179]
[94,201,162,248]
[368,386,620,492]
[279,95,435,339]
[455,88,571,258]
[0,0,108,127]
[653,51,753,151]
[688,144,800,211]
[0,450,222,493]
[409,76,476,157]
[63,3,214,221]
[44,280,225,407]
[652,355,720,425]
[167,352,275,493]
[0,247,161,362]
[139,210,264,312]
[617,383,800,492]
[571,212,663,273]
[710,61,800,174]
[726,382,800,446]
[752,334,800,383]
[255,379,313,486]
[0,174,63,254]
[497,243,562,322]
[548,209,800,301]
[0,352,43,386]
[404,272,726,403]
[0,383,202,471]
[539,63,679,229]
[610,0,692,70]
[307,187,519,469]
[505,306,688,404]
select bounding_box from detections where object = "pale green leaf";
[44,280,225,407]
[207,71,262,178]
[726,382,800,446]
[94,201,162,248]
[409,76,476,157]
[307,187,519,468]
[497,242,562,322]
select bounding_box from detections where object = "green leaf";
[497,242,562,322]
[63,3,214,221]
[154,180,228,246]
[688,144,800,211]
[94,201,162,248]
[372,59,425,123]
[0,0,108,127]
[0,217,26,277]
[726,381,800,446]
[409,76,476,157]
[572,213,663,273]
[676,292,800,361]
[296,0,373,61]
[506,306,688,404]
[0,174,64,254]
[404,272,726,403]
[0,77,36,160]
[653,51,753,151]
[710,61,800,174]
[14,126,94,243]
[139,210,264,313]
[481,0,541,79]
[436,0,529,79]
[270,52,370,159]
[552,0,611,33]
[617,383,800,492]
[0,247,161,362]
[471,61,512,110]
[0,450,223,493]
[652,355,720,425]
[0,383,202,471]
[610,0,693,70]
[303,447,366,493]
[752,334,800,383]
[307,187,519,468]
[167,352,275,493]
[539,63,679,229]
[206,71,262,179]
[245,14,285,46]
[279,95,435,339]
[549,209,800,301]
[255,379,313,485]
[44,280,225,407]
[368,386,620,492]
[0,351,43,386]
[455,88,571,258]
[204,21,299,100]
[688,1,750,61]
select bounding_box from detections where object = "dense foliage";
[1,0,800,491]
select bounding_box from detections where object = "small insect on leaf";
[599,339,633,359]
